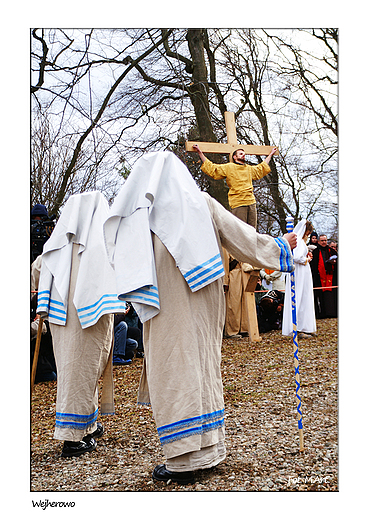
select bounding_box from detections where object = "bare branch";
[31,29,49,93]
[51,29,174,213]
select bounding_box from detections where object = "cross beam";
[185,111,279,161]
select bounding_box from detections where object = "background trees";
[31,28,338,237]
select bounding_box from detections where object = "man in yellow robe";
[192,144,277,228]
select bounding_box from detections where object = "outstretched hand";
[264,146,278,164]
[192,144,206,163]
[283,232,297,250]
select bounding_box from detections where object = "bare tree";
[31,28,338,236]
[211,28,338,233]
[32,28,174,214]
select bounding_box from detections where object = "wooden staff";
[286,216,304,452]
[31,316,44,396]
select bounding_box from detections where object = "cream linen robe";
[50,244,114,442]
[223,250,250,337]
[137,193,293,472]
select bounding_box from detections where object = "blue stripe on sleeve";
[274,237,294,272]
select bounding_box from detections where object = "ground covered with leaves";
[31,318,338,492]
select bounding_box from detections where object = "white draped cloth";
[282,219,316,336]
[103,151,225,323]
[37,191,126,327]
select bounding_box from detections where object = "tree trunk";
[186,29,216,143]
[186,29,229,208]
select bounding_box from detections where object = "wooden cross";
[186,111,278,342]
[185,111,279,162]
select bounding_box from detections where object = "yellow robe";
[201,158,271,209]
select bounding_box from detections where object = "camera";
[31,216,56,263]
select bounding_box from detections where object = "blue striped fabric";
[184,253,225,291]
[38,290,126,327]
[157,408,225,446]
[118,286,160,309]
[274,237,294,273]
[55,409,98,430]
[77,294,127,327]
[37,290,67,325]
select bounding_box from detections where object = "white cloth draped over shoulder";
[282,219,316,336]
[103,151,225,323]
[37,191,127,328]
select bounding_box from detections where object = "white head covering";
[292,219,309,260]
[37,191,126,328]
[104,151,225,322]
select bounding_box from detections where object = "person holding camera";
[31,204,55,262]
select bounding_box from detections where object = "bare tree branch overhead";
[31,28,337,237]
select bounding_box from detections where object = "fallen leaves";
[31,318,338,491]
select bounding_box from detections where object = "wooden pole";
[286,216,304,452]
[243,288,261,342]
[31,317,43,396]
[224,112,238,162]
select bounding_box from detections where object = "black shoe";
[136,351,144,358]
[61,438,97,457]
[152,464,195,484]
[113,356,132,365]
[83,422,104,442]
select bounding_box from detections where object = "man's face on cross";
[233,149,246,164]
